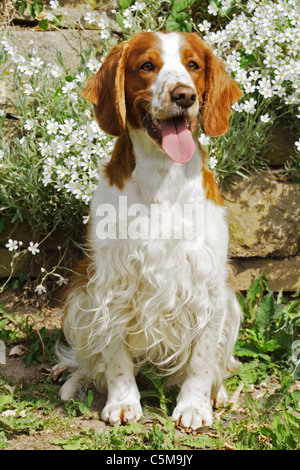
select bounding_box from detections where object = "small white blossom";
[28,242,40,255]
[5,239,18,251]
[260,113,270,123]
[24,119,36,130]
[35,284,47,295]
[56,276,68,286]
[49,0,59,9]
[243,98,257,114]
[207,156,218,170]
[46,118,59,135]
[198,134,210,146]
[208,2,219,16]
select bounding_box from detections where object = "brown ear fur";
[82,42,129,136]
[201,49,243,137]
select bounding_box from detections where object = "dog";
[56,31,243,432]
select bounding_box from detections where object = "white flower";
[198,134,210,146]
[130,2,146,11]
[5,239,18,251]
[100,30,110,41]
[243,82,256,93]
[86,58,100,73]
[24,119,36,130]
[28,242,40,255]
[56,276,68,286]
[61,81,76,95]
[35,284,47,295]
[23,83,34,95]
[30,57,44,70]
[295,139,300,152]
[46,118,59,135]
[59,118,75,135]
[243,98,257,114]
[198,20,211,32]
[260,114,270,123]
[75,72,86,83]
[207,156,218,169]
[208,2,218,16]
[50,0,59,9]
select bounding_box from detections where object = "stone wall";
[0,0,299,291]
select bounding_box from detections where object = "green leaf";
[29,3,36,19]
[20,0,28,16]
[166,12,192,32]
[238,363,257,385]
[35,1,43,15]
[116,12,126,30]
[239,51,256,68]
[280,375,292,394]
[234,339,259,358]
[0,395,13,407]
[51,14,62,27]
[256,292,275,337]
[38,19,49,31]
[171,0,196,13]
[246,273,265,307]
[119,0,133,11]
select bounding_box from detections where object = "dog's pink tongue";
[161,117,195,164]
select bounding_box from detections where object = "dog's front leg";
[101,342,142,425]
[172,322,219,431]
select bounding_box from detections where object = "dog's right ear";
[82,42,129,136]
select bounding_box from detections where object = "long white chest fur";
[86,132,229,374]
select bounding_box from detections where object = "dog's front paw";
[101,402,143,425]
[171,400,213,431]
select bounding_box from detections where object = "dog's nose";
[170,86,196,109]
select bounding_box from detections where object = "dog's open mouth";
[141,110,196,164]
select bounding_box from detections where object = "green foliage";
[0,276,299,449]
[235,273,300,381]
[65,390,94,419]
[14,0,62,30]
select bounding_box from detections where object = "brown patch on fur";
[104,131,136,190]
[61,256,92,326]
[82,41,129,136]
[180,33,243,137]
[201,46,243,137]
[202,163,224,206]
[199,148,224,206]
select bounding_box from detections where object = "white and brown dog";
[57,31,243,432]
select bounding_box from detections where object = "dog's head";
[83,32,242,164]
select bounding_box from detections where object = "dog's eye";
[187,61,200,71]
[140,62,155,72]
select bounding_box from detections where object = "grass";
[0,275,299,450]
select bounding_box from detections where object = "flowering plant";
[0,31,114,293]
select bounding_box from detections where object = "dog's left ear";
[82,41,129,136]
[201,48,243,137]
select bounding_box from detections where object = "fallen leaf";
[9,345,27,357]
